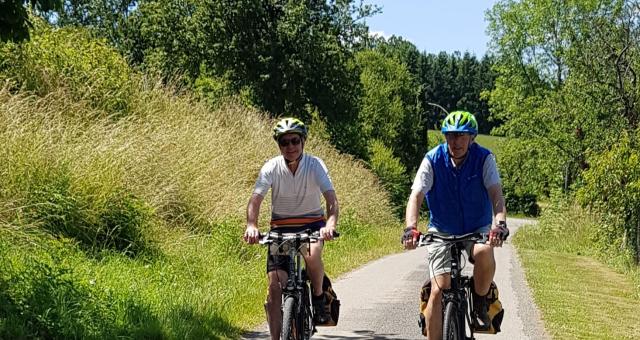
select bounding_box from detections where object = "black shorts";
[266,221,324,273]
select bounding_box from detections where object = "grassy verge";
[0,25,405,338]
[0,215,399,340]
[0,87,403,339]
[514,201,640,339]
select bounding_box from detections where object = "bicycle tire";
[301,284,314,339]
[281,296,297,340]
[443,301,461,340]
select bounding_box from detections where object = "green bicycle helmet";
[272,117,308,141]
[441,111,478,135]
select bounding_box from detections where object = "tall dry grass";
[1,83,397,227]
[0,82,401,338]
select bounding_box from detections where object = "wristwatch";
[497,220,508,229]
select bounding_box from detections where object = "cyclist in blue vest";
[403,111,508,340]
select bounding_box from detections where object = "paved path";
[242,218,549,339]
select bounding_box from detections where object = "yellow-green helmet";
[272,117,308,141]
[441,111,478,135]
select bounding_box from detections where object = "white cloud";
[369,30,418,47]
[369,30,392,40]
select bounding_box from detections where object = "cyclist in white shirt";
[243,118,339,340]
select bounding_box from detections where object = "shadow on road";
[242,329,407,339]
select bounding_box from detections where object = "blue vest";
[425,143,493,234]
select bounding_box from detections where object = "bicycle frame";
[261,231,318,340]
[419,232,489,340]
[443,238,473,340]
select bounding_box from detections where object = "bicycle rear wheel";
[281,296,298,340]
[443,301,462,340]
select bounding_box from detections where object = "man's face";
[277,133,303,161]
[445,132,473,159]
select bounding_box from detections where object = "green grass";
[516,249,640,339]
[0,85,403,339]
[514,201,640,339]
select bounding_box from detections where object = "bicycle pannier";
[418,279,431,336]
[418,279,504,335]
[471,279,504,334]
[314,274,340,326]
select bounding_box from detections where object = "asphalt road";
[242,218,549,340]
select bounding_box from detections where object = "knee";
[473,247,495,267]
[430,285,444,303]
[304,252,323,269]
[267,281,282,303]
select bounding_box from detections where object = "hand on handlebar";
[320,226,338,241]
[243,225,260,244]
[402,227,421,250]
[488,222,509,247]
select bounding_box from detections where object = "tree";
[487,0,640,255]
[52,0,379,158]
[356,49,424,170]
[197,0,377,156]
[416,51,497,134]
[0,0,61,41]
[486,0,629,194]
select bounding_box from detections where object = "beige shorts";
[426,226,490,280]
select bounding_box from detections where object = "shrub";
[2,156,153,256]
[0,237,119,338]
[367,140,409,215]
[0,19,137,118]
[503,184,540,217]
[577,132,640,264]
[24,183,153,256]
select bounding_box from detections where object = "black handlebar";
[417,232,489,247]
[259,230,340,244]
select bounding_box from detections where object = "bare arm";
[244,193,264,244]
[404,189,425,249]
[405,188,424,230]
[487,183,507,246]
[321,190,339,240]
[487,183,506,224]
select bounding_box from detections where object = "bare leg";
[303,241,324,296]
[472,244,495,295]
[266,270,288,340]
[426,273,451,340]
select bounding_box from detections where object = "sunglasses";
[445,132,471,138]
[278,136,302,147]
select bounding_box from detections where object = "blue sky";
[363,0,497,57]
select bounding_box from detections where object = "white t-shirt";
[253,154,334,219]
[411,152,501,195]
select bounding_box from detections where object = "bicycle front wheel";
[281,296,298,340]
[443,301,462,340]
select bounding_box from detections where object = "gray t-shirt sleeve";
[314,158,334,193]
[253,160,273,196]
[411,157,434,194]
[483,153,501,188]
